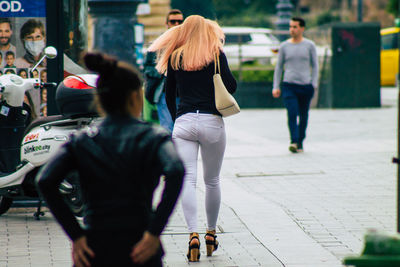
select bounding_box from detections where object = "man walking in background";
[143,9,184,132]
[272,17,318,153]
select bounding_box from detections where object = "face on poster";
[0,0,46,79]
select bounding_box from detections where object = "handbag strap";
[214,53,221,74]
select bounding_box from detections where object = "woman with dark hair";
[35,53,184,267]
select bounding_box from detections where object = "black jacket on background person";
[144,51,165,105]
[35,115,184,266]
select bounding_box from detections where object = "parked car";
[381,27,399,86]
[222,27,280,65]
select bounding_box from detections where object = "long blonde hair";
[148,15,224,73]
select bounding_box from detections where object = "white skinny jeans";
[172,112,226,232]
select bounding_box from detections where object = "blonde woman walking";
[149,15,237,262]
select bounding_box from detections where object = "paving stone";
[0,88,397,266]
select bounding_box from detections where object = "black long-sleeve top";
[36,115,184,241]
[165,52,237,121]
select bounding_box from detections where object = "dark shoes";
[187,230,219,262]
[205,230,219,257]
[289,143,303,153]
[289,143,298,153]
[297,143,303,152]
[187,232,200,262]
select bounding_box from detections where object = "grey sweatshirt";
[273,38,319,89]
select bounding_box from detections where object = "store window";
[63,0,88,76]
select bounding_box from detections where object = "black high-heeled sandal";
[187,232,200,262]
[205,230,219,256]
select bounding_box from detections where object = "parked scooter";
[0,46,99,219]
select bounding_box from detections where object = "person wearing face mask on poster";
[15,19,46,69]
[15,19,46,117]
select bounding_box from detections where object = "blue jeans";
[281,82,314,145]
[156,92,174,132]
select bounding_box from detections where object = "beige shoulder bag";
[213,54,240,117]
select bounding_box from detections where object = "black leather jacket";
[36,115,184,241]
[143,51,165,104]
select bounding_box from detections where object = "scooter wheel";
[0,196,13,215]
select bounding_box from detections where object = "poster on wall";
[0,0,47,115]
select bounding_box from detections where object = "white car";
[222,27,280,65]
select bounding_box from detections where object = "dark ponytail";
[83,52,143,115]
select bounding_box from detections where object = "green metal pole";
[395,76,400,234]
[46,0,64,115]
[357,0,362,22]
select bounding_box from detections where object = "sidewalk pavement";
[0,87,397,267]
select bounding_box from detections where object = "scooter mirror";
[44,46,57,59]
[31,46,58,74]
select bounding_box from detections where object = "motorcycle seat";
[23,115,65,136]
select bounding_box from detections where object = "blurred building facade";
[137,0,171,46]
